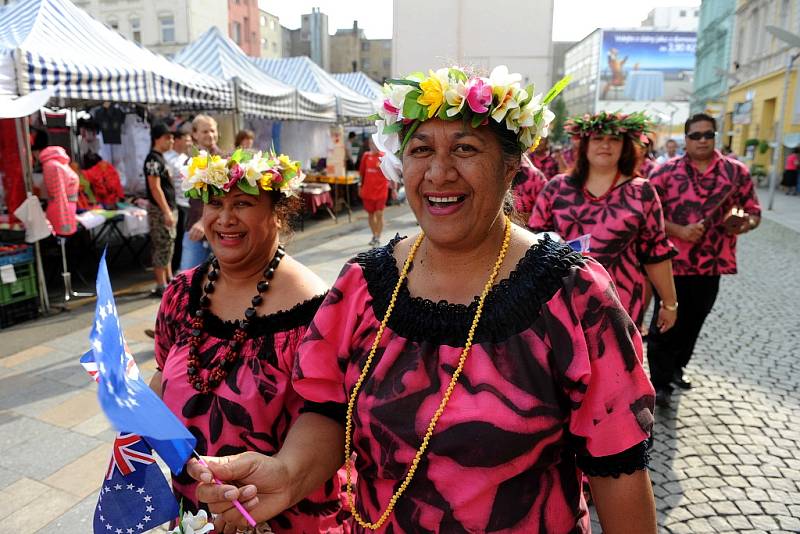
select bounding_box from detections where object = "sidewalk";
[757,185,800,233]
[0,205,416,533]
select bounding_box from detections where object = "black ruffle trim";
[300,401,347,424]
[187,258,325,339]
[354,234,586,346]
[638,242,678,265]
[577,440,650,478]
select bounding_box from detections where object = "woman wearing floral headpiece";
[188,68,657,534]
[150,150,345,533]
[530,111,679,332]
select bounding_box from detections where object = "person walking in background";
[234,129,255,149]
[529,137,560,180]
[512,154,548,223]
[781,146,799,195]
[358,138,389,247]
[30,129,80,237]
[165,122,193,272]
[180,115,218,272]
[656,139,680,165]
[647,113,761,408]
[530,111,678,338]
[144,122,176,297]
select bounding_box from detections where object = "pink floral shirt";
[529,174,675,326]
[293,239,655,533]
[649,151,761,276]
[155,265,344,533]
[532,153,560,180]
[513,163,548,214]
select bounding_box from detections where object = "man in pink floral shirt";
[648,113,761,407]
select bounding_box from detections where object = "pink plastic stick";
[194,453,257,527]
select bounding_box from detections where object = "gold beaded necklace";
[344,217,512,530]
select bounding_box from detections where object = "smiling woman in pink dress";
[186,68,657,534]
[530,112,678,333]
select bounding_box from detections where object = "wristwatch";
[660,301,679,312]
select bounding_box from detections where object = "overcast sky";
[259,0,701,41]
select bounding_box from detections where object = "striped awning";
[0,0,232,109]
[174,27,335,121]
[253,56,375,120]
[333,72,384,102]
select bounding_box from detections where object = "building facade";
[641,6,701,31]
[330,22,364,74]
[392,0,554,88]
[329,21,392,83]
[259,10,282,59]
[691,0,736,118]
[74,0,227,57]
[725,0,800,170]
[228,0,260,57]
[551,41,577,90]
[562,31,602,117]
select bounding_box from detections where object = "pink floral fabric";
[649,151,761,276]
[638,157,655,178]
[531,152,560,180]
[513,163,548,214]
[529,174,675,326]
[155,265,344,533]
[293,239,655,533]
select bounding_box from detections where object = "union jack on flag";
[106,433,156,480]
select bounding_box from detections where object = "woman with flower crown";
[530,112,679,333]
[150,150,345,533]
[187,67,657,534]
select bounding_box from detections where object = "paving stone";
[776,515,800,531]
[748,515,779,531]
[0,427,102,480]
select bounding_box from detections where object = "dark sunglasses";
[687,131,716,141]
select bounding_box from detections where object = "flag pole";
[191,451,257,528]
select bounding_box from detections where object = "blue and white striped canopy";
[333,72,384,102]
[253,56,375,120]
[174,27,335,121]
[0,0,232,108]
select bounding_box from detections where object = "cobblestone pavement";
[645,216,800,534]
[1,205,798,532]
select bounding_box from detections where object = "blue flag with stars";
[94,433,177,534]
[90,251,196,474]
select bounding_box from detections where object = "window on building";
[782,0,791,28]
[232,21,242,44]
[108,17,119,30]
[261,15,266,26]
[130,17,141,43]
[261,38,267,46]
[361,41,370,51]
[750,8,761,59]
[679,10,686,17]
[272,42,277,52]
[383,58,391,70]
[159,14,175,43]
[270,19,275,30]
[244,17,249,41]
[362,58,371,69]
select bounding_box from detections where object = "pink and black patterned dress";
[294,237,655,533]
[512,163,548,215]
[529,174,676,326]
[155,264,344,533]
[649,151,761,276]
[531,152,560,180]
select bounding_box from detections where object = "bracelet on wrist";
[660,301,678,312]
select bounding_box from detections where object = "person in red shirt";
[529,137,559,180]
[782,147,799,195]
[358,139,390,247]
[648,113,761,408]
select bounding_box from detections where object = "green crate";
[0,261,38,305]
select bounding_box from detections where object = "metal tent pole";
[14,116,50,313]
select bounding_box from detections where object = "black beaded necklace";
[187,245,286,393]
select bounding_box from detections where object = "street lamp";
[765,25,800,210]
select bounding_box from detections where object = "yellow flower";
[259,172,274,190]
[187,153,208,178]
[418,70,447,119]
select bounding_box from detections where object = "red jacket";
[40,146,79,235]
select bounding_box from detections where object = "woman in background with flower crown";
[188,67,657,534]
[150,150,344,533]
[530,112,679,334]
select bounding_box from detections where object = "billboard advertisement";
[598,30,696,103]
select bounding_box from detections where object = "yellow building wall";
[725,68,800,173]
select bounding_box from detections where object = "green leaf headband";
[372,66,570,181]
[565,111,653,145]
[181,149,304,203]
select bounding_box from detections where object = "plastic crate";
[0,244,34,267]
[0,297,39,328]
[0,261,38,305]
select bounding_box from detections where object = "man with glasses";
[647,113,761,408]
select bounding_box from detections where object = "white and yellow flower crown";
[372,66,570,181]
[181,149,304,202]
